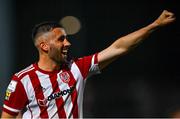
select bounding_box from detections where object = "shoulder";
[68,53,98,70]
[73,53,98,63]
[13,64,36,81]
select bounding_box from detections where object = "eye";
[58,35,67,42]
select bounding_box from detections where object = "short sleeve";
[2,76,28,116]
[74,53,101,79]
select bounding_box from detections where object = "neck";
[38,55,61,72]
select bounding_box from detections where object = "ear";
[39,41,49,52]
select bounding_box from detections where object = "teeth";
[62,51,68,55]
[62,49,68,55]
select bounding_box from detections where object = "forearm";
[111,22,159,52]
[98,22,158,69]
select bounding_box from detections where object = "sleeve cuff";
[2,105,20,116]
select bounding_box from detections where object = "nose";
[64,39,71,47]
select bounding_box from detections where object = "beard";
[49,48,67,64]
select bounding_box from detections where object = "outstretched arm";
[98,10,176,70]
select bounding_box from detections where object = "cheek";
[51,41,63,48]
[49,46,58,53]
[48,41,64,53]
[49,44,62,55]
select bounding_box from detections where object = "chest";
[34,71,77,95]
[27,70,81,108]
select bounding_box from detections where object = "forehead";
[52,28,66,36]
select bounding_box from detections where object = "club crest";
[59,72,70,83]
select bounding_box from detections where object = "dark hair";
[32,21,63,43]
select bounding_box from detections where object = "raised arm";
[98,10,175,70]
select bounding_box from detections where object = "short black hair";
[32,21,63,43]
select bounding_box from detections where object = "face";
[45,28,71,63]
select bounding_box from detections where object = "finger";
[162,10,174,16]
[166,17,176,23]
[169,17,176,21]
[167,12,174,17]
[168,14,175,19]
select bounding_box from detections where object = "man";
[1,10,175,118]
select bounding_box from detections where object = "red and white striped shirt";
[3,53,100,118]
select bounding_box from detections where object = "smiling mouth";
[62,50,68,56]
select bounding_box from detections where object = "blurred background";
[0,0,179,117]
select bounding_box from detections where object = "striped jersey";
[2,53,100,118]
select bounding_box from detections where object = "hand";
[154,10,176,27]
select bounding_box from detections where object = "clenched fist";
[154,10,176,27]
